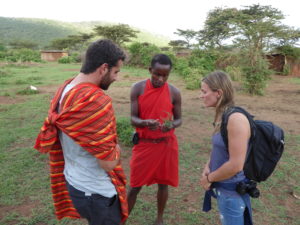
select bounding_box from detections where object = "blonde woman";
[199,71,253,225]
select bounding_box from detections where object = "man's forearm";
[131,116,148,127]
[171,118,182,129]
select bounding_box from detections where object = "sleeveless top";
[209,132,246,195]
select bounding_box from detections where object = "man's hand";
[161,122,173,132]
[145,119,160,130]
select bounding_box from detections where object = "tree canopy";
[93,24,139,45]
[198,4,300,51]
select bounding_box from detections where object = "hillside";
[0,17,170,48]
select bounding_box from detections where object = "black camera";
[236,180,260,198]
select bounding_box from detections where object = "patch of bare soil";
[0,199,40,223]
[0,96,26,105]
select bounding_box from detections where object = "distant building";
[175,50,191,58]
[266,53,300,76]
[40,50,68,62]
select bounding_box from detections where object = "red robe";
[34,79,128,222]
[130,79,179,187]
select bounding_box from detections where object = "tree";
[174,29,198,48]
[199,4,300,95]
[49,33,93,50]
[93,24,139,45]
[168,40,187,51]
[198,7,238,48]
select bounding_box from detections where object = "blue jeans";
[216,188,252,225]
[66,182,121,225]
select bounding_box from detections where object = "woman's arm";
[200,112,250,189]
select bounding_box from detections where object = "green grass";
[0,62,299,225]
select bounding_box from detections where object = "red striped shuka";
[34,79,128,222]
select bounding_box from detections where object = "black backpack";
[220,106,285,182]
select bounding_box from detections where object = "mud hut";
[266,53,300,76]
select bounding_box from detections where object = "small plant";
[17,88,38,95]
[161,111,173,129]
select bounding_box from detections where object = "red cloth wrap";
[130,79,179,187]
[34,79,128,222]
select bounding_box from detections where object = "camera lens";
[236,182,247,195]
[249,188,260,198]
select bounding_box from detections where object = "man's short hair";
[151,54,172,69]
[80,39,126,74]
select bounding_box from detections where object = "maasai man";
[127,54,182,225]
[34,39,128,225]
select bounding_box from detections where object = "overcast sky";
[1,0,299,39]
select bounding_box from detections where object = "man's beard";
[100,70,113,90]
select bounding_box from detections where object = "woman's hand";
[201,163,210,177]
[200,174,212,190]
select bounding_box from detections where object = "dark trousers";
[66,182,121,225]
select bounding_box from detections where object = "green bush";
[184,68,205,90]
[128,42,160,67]
[116,117,134,147]
[174,58,191,78]
[2,49,41,62]
[225,66,243,81]
[242,55,272,95]
[58,56,74,64]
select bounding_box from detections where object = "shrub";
[128,42,160,67]
[116,117,134,147]
[173,58,191,78]
[3,49,41,62]
[58,56,74,64]
[184,68,206,90]
[242,55,272,95]
[225,66,243,81]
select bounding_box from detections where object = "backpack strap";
[220,106,255,150]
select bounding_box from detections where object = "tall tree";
[199,4,300,95]
[93,24,139,45]
[199,4,300,52]
[174,29,198,48]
